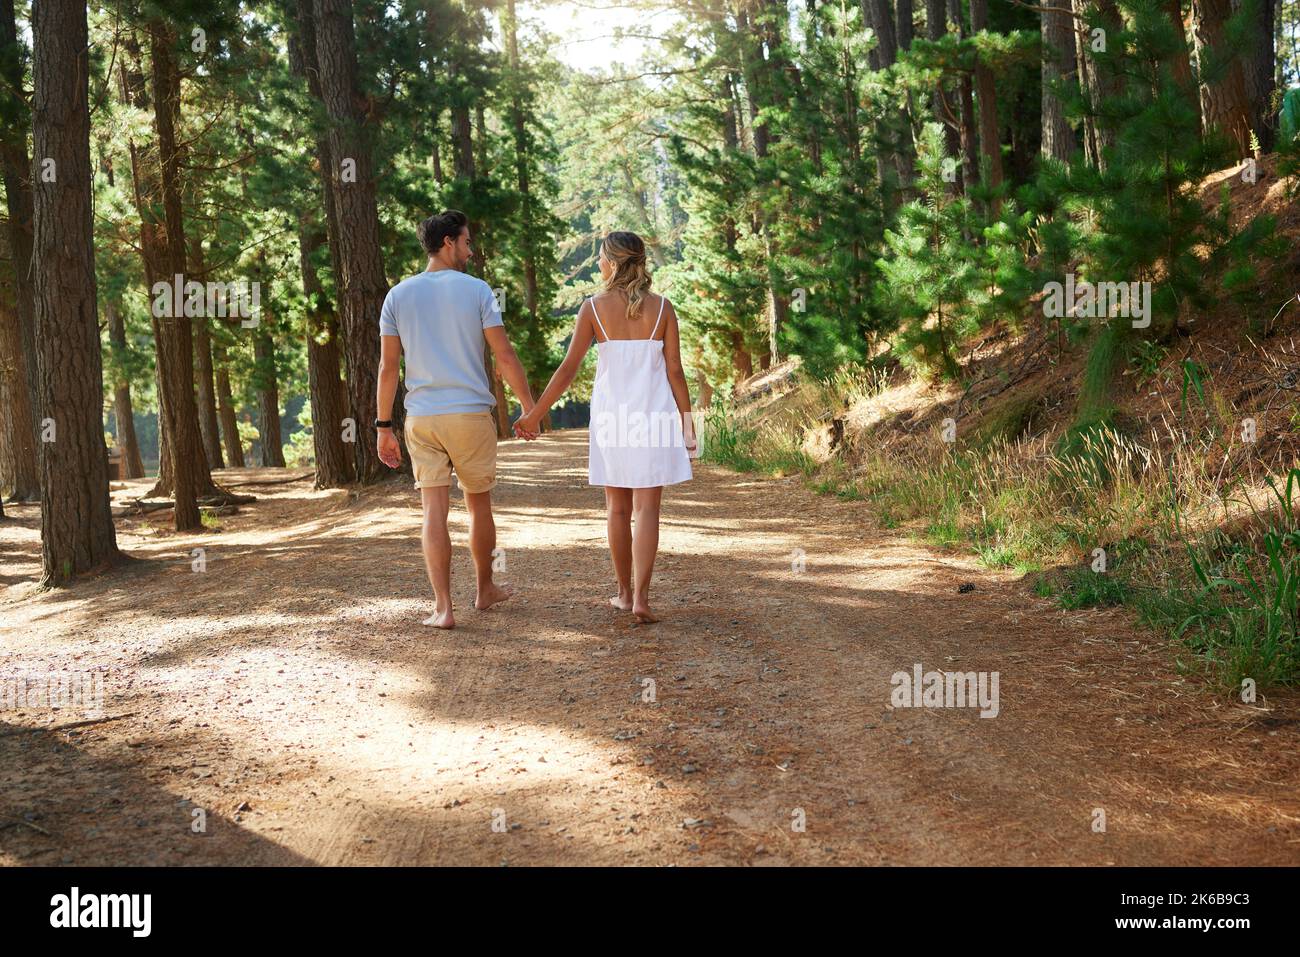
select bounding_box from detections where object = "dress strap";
[649,296,667,340]
[588,297,609,342]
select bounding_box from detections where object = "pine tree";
[878,122,982,379]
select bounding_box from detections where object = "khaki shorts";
[404,412,498,493]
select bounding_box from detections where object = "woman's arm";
[515,303,596,434]
[660,301,696,452]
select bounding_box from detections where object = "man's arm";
[484,325,534,416]
[376,334,402,468]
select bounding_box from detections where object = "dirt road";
[1,429,1297,865]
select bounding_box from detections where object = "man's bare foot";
[609,591,633,611]
[632,599,660,624]
[475,582,513,610]
[423,609,455,629]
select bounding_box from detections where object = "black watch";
[374,418,393,429]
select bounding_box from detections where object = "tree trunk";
[214,344,245,468]
[291,0,356,478]
[1236,0,1275,150]
[951,0,980,187]
[254,330,285,467]
[0,257,39,499]
[897,0,914,51]
[1041,0,1078,161]
[695,367,714,409]
[0,0,39,462]
[144,22,211,528]
[106,300,144,478]
[431,110,444,184]
[867,0,898,67]
[737,0,790,366]
[299,223,353,487]
[969,0,1004,197]
[31,0,121,584]
[491,359,511,437]
[731,330,754,382]
[188,235,224,470]
[1164,0,1199,131]
[1075,0,1123,169]
[927,0,964,191]
[313,0,389,483]
[1191,0,1255,154]
[504,0,548,432]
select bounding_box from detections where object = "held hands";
[513,408,541,441]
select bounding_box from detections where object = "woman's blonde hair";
[600,231,652,324]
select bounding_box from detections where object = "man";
[376,210,536,629]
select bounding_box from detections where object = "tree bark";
[951,0,980,187]
[1164,0,1199,128]
[214,344,244,468]
[1075,0,1123,169]
[737,0,790,366]
[106,300,144,478]
[313,0,389,482]
[254,329,285,467]
[490,355,510,438]
[927,0,964,191]
[503,0,549,432]
[1041,0,1078,161]
[1192,0,1255,154]
[299,222,353,487]
[730,330,754,382]
[188,235,224,470]
[867,0,898,67]
[1236,0,1275,150]
[897,0,915,51]
[969,0,1004,196]
[0,249,39,498]
[291,0,357,478]
[144,22,211,528]
[31,0,121,584]
[431,110,444,184]
[0,0,38,464]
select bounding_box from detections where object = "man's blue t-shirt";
[378,270,504,416]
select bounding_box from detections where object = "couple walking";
[374,210,696,627]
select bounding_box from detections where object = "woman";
[514,231,695,623]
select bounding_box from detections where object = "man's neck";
[425,256,459,273]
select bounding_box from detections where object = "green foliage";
[1172,470,1300,687]
[284,404,316,470]
[1277,89,1300,194]
[1129,339,1167,382]
[1058,568,1129,609]
[698,404,758,472]
[877,123,980,379]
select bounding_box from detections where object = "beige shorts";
[404,412,498,493]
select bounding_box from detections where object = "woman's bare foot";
[474,581,513,610]
[423,608,455,629]
[632,598,660,624]
[609,587,633,611]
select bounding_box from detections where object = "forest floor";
[1,429,1298,865]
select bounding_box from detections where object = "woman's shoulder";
[588,290,671,320]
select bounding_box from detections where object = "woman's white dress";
[587,296,693,489]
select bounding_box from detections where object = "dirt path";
[2,429,1298,865]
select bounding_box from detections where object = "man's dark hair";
[418,210,469,256]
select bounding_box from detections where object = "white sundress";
[587,295,693,489]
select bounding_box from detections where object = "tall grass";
[708,368,1299,689]
[1159,470,1300,687]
